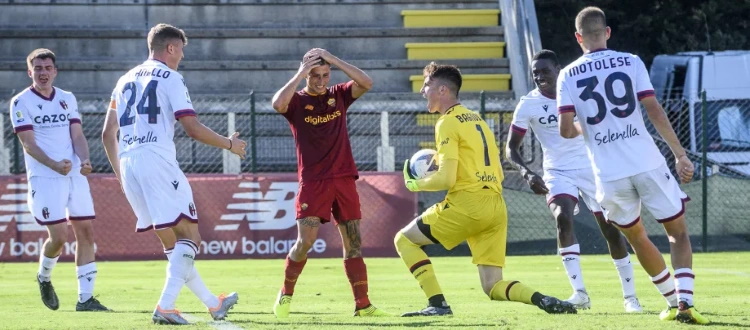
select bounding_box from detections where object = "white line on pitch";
[182,313,245,330]
[702,268,750,278]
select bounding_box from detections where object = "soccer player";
[9,48,109,312]
[270,48,388,317]
[506,49,641,312]
[395,62,577,316]
[557,7,708,324]
[101,24,245,325]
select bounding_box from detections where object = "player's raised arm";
[316,48,373,98]
[271,55,322,113]
[101,103,121,181]
[179,116,247,159]
[641,96,694,183]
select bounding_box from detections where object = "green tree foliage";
[535,0,750,67]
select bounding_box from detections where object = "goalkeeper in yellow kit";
[395,62,577,317]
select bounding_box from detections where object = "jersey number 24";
[119,80,161,127]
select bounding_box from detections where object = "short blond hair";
[147,23,188,52]
[575,6,607,40]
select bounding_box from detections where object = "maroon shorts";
[296,177,361,224]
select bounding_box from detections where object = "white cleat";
[624,296,643,313]
[565,290,591,309]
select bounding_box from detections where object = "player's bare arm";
[315,48,373,98]
[69,122,92,176]
[179,116,247,159]
[414,158,458,191]
[16,130,72,176]
[505,130,548,194]
[641,96,694,183]
[558,112,582,138]
[271,56,322,113]
[101,108,121,181]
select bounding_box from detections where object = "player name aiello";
[594,124,639,145]
[135,67,172,78]
[567,56,633,77]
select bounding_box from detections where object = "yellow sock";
[490,280,537,305]
[394,232,443,299]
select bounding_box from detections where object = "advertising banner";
[0,173,416,262]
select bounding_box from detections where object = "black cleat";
[76,297,111,312]
[537,296,577,314]
[401,305,453,317]
[37,277,59,311]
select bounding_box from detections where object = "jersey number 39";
[576,71,635,125]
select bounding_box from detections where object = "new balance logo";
[171,181,179,190]
[218,181,298,231]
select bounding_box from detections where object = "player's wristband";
[227,138,232,150]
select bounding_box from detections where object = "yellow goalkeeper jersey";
[434,104,504,196]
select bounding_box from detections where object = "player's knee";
[296,237,315,252]
[555,213,574,232]
[393,231,414,253]
[73,224,95,244]
[481,280,496,297]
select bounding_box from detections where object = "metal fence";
[1,92,748,255]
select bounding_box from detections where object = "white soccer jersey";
[510,88,590,171]
[556,49,665,181]
[9,86,83,178]
[111,59,195,161]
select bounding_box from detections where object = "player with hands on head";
[10,48,110,312]
[396,62,577,317]
[270,48,389,318]
[507,49,641,312]
[556,7,705,324]
[102,23,242,325]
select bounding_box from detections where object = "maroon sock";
[344,257,371,309]
[281,256,307,296]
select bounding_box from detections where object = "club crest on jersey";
[301,203,308,211]
[59,100,68,110]
[327,98,335,106]
[189,202,196,216]
[42,207,50,219]
[304,104,314,111]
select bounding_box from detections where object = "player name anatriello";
[594,124,639,145]
[134,68,171,78]
[567,56,633,77]
[121,131,158,145]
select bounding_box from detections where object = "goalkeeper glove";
[403,159,420,192]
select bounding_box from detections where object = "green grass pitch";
[1,252,748,329]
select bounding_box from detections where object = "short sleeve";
[168,77,196,120]
[335,81,356,111]
[10,97,33,133]
[435,118,459,161]
[556,72,575,114]
[634,56,655,100]
[510,99,530,136]
[281,93,301,120]
[68,95,81,124]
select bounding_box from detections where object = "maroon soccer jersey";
[282,81,359,182]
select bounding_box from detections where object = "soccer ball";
[409,149,439,179]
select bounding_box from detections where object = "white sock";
[650,268,678,307]
[38,254,59,282]
[613,254,636,298]
[164,248,219,309]
[157,240,197,310]
[674,268,695,306]
[76,262,97,303]
[559,244,586,292]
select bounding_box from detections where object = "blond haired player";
[395,62,577,316]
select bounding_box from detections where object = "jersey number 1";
[119,80,161,127]
[475,124,491,166]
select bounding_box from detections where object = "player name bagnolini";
[594,124,639,145]
[121,131,158,145]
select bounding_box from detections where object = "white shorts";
[543,167,602,214]
[120,151,197,232]
[28,176,95,225]
[596,163,689,228]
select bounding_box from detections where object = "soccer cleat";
[623,296,643,313]
[273,291,292,318]
[76,296,111,312]
[37,276,59,311]
[152,306,189,325]
[676,301,710,324]
[538,296,578,314]
[659,306,677,321]
[353,304,392,317]
[209,292,239,320]
[564,290,591,309]
[401,305,453,317]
